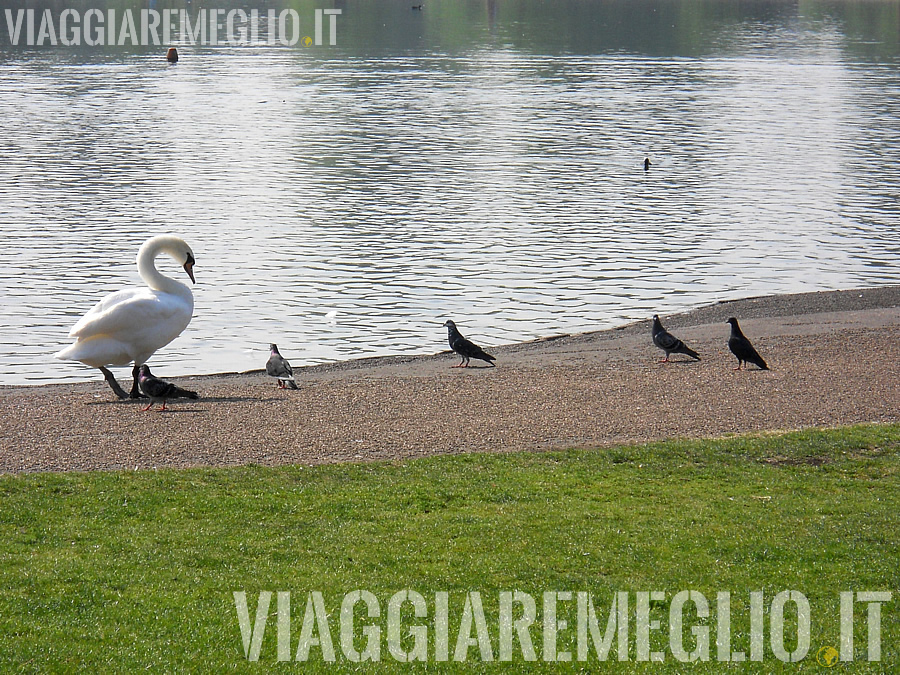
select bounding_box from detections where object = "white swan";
[55,235,196,399]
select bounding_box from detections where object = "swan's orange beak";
[183,260,196,284]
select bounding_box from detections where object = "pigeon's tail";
[285,380,299,390]
[681,346,701,361]
[473,348,496,365]
[752,355,769,370]
[170,385,199,400]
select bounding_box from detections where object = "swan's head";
[139,235,196,285]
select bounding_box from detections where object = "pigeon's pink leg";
[142,402,154,411]
[159,401,167,411]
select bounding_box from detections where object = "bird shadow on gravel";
[84,396,273,406]
[197,396,283,404]
[138,408,206,414]
[656,360,701,366]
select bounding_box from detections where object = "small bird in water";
[644,157,652,171]
[443,320,496,368]
[266,344,298,389]
[652,315,701,362]
[138,365,198,411]
[726,317,769,370]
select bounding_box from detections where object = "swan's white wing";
[68,287,192,340]
[63,287,194,367]
[68,288,144,337]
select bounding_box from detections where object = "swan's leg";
[129,364,146,399]
[99,366,130,400]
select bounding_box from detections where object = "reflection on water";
[0,1,898,385]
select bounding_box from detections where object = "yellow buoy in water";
[166,47,178,63]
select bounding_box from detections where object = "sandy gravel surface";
[1,286,898,474]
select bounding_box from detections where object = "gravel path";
[1,286,898,474]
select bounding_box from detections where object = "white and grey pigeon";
[137,364,198,411]
[266,344,298,389]
[651,315,701,363]
[443,320,496,368]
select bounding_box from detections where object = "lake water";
[1,0,898,385]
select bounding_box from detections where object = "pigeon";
[137,365,198,411]
[652,315,701,362]
[443,320,496,368]
[726,317,769,370]
[266,344,298,389]
[644,157,652,171]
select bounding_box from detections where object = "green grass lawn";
[1,424,897,672]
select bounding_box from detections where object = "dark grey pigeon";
[266,344,298,389]
[137,364,198,411]
[726,317,769,370]
[652,315,701,362]
[443,320,496,368]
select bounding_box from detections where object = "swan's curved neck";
[137,237,191,296]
